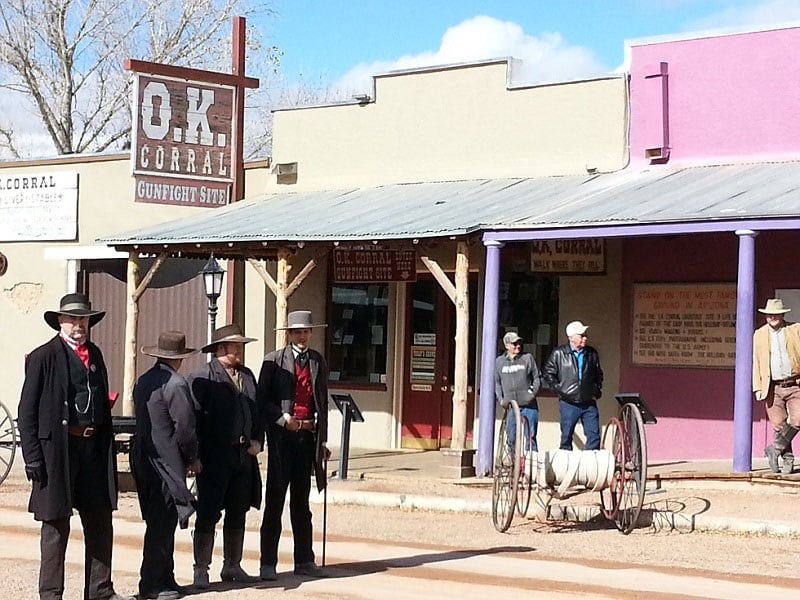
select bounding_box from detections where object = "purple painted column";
[733,229,758,472]
[477,240,503,476]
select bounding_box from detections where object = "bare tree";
[0,0,278,158]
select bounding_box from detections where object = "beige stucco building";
[4,59,629,459]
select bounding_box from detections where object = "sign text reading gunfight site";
[132,74,233,207]
[333,249,417,283]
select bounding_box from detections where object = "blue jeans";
[559,400,600,450]
[506,405,539,452]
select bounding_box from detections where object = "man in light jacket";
[752,298,800,473]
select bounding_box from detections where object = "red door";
[401,277,476,449]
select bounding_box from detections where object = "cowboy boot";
[192,530,215,589]
[766,423,799,473]
[220,528,260,583]
[781,451,794,474]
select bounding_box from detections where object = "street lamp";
[200,255,225,347]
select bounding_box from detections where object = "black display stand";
[330,393,365,480]
[615,393,657,424]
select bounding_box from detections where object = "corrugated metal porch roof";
[99,161,800,247]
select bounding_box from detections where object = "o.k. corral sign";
[131,74,234,207]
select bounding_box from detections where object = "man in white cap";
[753,298,800,473]
[543,320,604,450]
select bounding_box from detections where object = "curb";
[310,488,800,537]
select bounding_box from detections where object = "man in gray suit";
[132,331,202,600]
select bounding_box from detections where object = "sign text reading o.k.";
[132,74,233,207]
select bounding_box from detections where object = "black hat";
[141,331,199,359]
[44,293,105,331]
[201,323,257,354]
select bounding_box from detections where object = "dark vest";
[66,347,105,427]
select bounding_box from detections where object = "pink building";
[619,26,800,464]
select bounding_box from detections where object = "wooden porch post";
[122,254,139,417]
[451,240,470,450]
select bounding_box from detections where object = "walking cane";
[322,455,328,567]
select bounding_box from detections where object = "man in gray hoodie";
[495,331,541,451]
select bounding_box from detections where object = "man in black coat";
[543,320,604,451]
[257,310,329,581]
[131,331,202,600]
[18,293,133,600]
[188,324,262,589]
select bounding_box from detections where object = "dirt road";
[1,465,797,600]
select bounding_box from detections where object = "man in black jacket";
[189,324,262,589]
[132,331,202,600]
[543,321,604,451]
[18,293,133,600]
[257,310,329,581]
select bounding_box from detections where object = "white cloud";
[332,16,609,97]
[685,0,800,31]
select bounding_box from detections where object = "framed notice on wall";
[632,283,736,368]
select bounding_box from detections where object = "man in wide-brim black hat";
[18,293,134,600]
[188,324,262,588]
[257,310,330,580]
[131,331,202,600]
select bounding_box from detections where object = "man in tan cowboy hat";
[257,310,330,580]
[188,324,262,589]
[18,293,134,600]
[753,298,800,473]
[131,331,202,600]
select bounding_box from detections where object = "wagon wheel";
[515,414,534,517]
[599,417,625,521]
[614,403,648,534]
[492,401,521,532]
[530,458,554,523]
[0,401,17,486]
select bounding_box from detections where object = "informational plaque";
[531,239,606,274]
[333,248,417,282]
[632,283,736,368]
[0,171,78,241]
[410,346,436,382]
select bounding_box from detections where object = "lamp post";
[200,255,225,350]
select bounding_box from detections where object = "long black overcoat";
[189,357,262,509]
[18,335,117,521]
[257,346,329,492]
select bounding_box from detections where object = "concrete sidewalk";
[313,448,800,537]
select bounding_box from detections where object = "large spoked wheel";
[599,417,625,521]
[0,401,17,486]
[615,403,648,534]
[516,414,534,517]
[492,401,521,532]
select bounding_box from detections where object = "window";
[328,283,389,385]
[498,267,559,368]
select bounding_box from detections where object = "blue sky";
[265,0,800,95]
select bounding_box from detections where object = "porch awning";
[99,160,800,251]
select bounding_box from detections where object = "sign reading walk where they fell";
[131,74,234,207]
[531,239,606,274]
